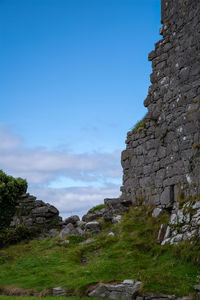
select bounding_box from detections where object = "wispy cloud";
[29,185,120,218]
[0,124,122,217]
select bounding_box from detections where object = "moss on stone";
[132,117,146,133]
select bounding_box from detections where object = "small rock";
[79,238,95,245]
[192,202,200,209]
[64,215,80,226]
[169,214,178,225]
[170,234,183,244]
[123,279,135,285]
[108,232,115,237]
[161,238,171,245]
[85,221,101,234]
[52,287,67,296]
[152,208,162,218]
[112,215,122,224]
[194,285,200,292]
[63,240,70,244]
[136,296,144,300]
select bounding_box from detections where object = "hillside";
[0,0,200,299]
[0,205,199,298]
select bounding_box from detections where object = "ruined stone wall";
[120,0,200,210]
[10,193,62,231]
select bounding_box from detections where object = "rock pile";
[58,198,130,239]
[88,280,196,300]
[161,200,200,245]
[9,193,62,231]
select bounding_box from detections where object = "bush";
[0,170,27,230]
[0,225,37,248]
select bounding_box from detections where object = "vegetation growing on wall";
[132,116,146,133]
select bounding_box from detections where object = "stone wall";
[10,193,62,231]
[120,0,200,211]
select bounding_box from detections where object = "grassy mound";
[0,206,199,297]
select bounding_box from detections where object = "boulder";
[59,223,80,238]
[85,221,101,234]
[64,215,80,226]
[88,280,142,300]
[82,210,105,222]
[10,193,61,232]
[82,213,99,222]
[104,198,132,212]
[103,211,113,222]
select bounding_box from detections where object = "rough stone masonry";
[9,193,62,231]
[120,0,200,209]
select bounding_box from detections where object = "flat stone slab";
[88,280,142,300]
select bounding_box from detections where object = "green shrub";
[0,170,27,230]
[0,225,37,248]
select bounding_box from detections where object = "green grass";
[87,204,106,214]
[0,206,199,297]
[132,116,146,133]
[178,193,200,209]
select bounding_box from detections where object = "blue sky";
[0,0,161,217]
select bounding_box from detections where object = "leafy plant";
[0,170,27,230]
[0,225,37,248]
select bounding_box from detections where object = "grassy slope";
[0,206,199,297]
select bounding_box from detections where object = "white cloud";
[0,125,122,218]
[29,184,120,218]
[0,126,122,183]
